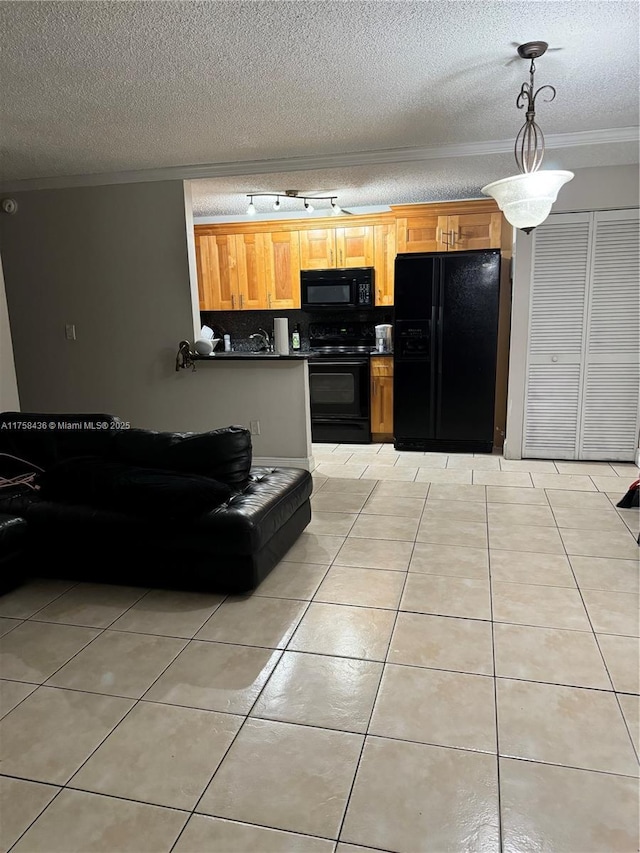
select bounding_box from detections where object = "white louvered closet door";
[523,213,591,458]
[523,208,640,461]
[578,209,640,460]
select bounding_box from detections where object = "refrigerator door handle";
[435,273,445,439]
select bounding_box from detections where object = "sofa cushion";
[37,456,232,520]
[0,412,121,470]
[182,466,313,554]
[111,425,252,489]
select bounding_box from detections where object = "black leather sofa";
[0,413,312,593]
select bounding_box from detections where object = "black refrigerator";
[393,249,501,453]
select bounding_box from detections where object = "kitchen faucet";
[250,328,272,352]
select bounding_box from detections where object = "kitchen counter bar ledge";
[194,352,313,361]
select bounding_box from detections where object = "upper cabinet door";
[373,223,395,305]
[262,231,301,310]
[449,213,502,251]
[299,229,336,269]
[194,235,211,310]
[234,233,267,310]
[396,215,448,253]
[335,225,375,268]
[196,234,237,310]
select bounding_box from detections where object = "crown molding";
[1,126,637,193]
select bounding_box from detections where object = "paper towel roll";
[273,317,289,355]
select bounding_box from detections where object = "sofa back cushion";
[37,456,232,520]
[0,412,120,472]
[112,425,252,489]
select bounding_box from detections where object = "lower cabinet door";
[371,358,394,439]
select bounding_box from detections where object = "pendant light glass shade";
[481,170,574,231]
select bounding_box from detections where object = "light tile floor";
[0,445,638,852]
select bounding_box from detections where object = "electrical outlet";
[65,324,76,340]
[250,420,260,436]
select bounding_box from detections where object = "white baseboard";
[253,455,315,471]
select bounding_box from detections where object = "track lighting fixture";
[244,189,342,215]
[481,41,573,233]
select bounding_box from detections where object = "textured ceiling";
[1,0,638,209]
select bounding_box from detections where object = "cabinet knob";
[551,355,558,363]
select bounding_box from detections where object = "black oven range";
[307,322,375,444]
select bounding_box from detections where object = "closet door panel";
[579,211,640,460]
[524,363,582,457]
[523,215,591,459]
[580,361,640,460]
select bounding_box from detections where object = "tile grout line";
[486,491,504,853]
[3,582,191,852]
[0,584,162,723]
[4,587,242,852]
[558,526,640,765]
[169,569,331,851]
[333,475,427,847]
[552,493,640,766]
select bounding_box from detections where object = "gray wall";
[505,163,640,458]
[0,255,20,411]
[0,180,312,461]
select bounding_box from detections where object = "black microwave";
[301,267,374,310]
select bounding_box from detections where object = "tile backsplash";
[200,308,393,351]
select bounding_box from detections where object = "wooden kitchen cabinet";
[262,231,301,309]
[300,225,374,269]
[396,213,445,253]
[299,229,336,269]
[235,232,267,310]
[374,223,395,305]
[371,356,394,441]
[196,230,297,310]
[195,234,237,310]
[396,205,503,253]
[335,225,374,267]
[446,212,502,251]
[194,201,505,310]
[195,233,264,310]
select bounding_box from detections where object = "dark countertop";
[193,352,312,361]
[369,351,394,357]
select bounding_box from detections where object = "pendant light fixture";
[481,41,574,234]
[245,189,342,215]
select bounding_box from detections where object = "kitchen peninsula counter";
[194,352,313,362]
[185,353,313,470]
